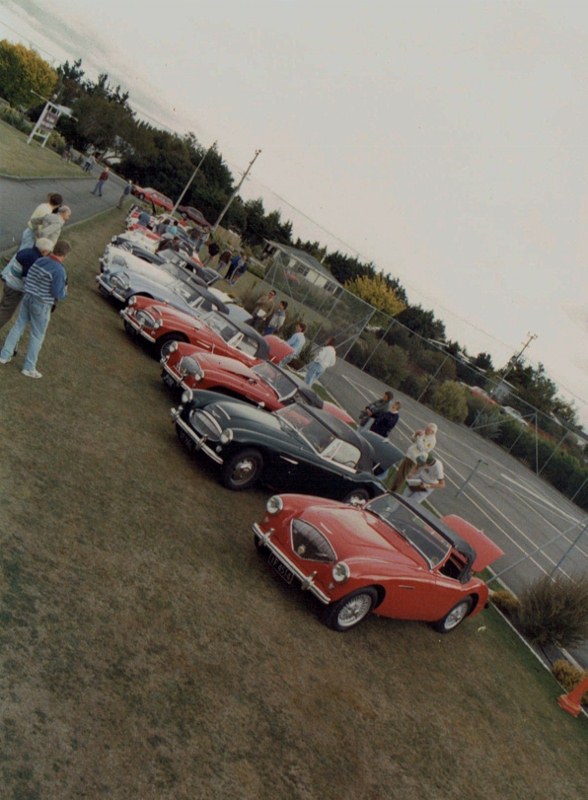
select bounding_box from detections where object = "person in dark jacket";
[370,401,401,438]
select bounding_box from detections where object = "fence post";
[455,459,487,498]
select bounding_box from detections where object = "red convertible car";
[253,493,503,632]
[131,185,174,212]
[161,346,354,425]
[121,296,292,363]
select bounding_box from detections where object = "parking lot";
[321,359,588,666]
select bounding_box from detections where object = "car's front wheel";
[432,597,474,633]
[221,448,264,490]
[322,587,378,632]
[342,487,370,504]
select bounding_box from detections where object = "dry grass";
[0,210,586,799]
[0,119,85,179]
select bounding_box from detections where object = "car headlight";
[179,356,203,379]
[220,429,233,444]
[127,295,137,306]
[167,341,179,354]
[266,496,283,515]
[110,272,130,290]
[153,320,163,329]
[181,389,194,403]
[332,562,350,584]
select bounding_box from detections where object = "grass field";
[0,119,86,179]
[0,210,586,800]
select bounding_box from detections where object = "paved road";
[320,358,588,667]
[0,171,127,251]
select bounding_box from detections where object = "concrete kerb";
[0,172,90,182]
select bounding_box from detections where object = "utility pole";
[212,149,262,232]
[500,331,538,383]
[172,140,217,215]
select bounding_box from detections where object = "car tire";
[322,587,378,632]
[342,487,370,504]
[154,333,185,360]
[431,597,474,633]
[221,448,264,491]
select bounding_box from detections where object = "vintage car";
[170,391,398,501]
[121,297,286,362]
[100,241,219,286]
[131,185,174,211]
[177,206,211,227]
[161,347,353,424]
[253,493,504,632]
[96,255,228,318]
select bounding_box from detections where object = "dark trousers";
[0,283,23,330]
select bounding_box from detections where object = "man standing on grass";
[0,240,70,379]
[280,322,306,366]
[19,192,63,249]
[0,238,54,330]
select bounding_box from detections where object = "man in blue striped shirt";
[0,240,70,379]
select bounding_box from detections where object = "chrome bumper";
[170,409,224,464]
[252,523,330,604]
[161,361,189,390]
[120,309,156,342]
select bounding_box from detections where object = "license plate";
[267,552,294,585]
[163,372,176,388]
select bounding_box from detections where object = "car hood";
[192,353,258,378]
[441,515,504,570]
[300,504,424,569]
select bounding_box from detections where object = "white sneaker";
[21,368,42,379]
[0,356,12,364]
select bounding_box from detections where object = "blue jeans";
[0,293,52,370]
[305,361,324,386]
[92,180,105,196]
[20,227,35,249]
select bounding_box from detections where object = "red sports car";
[253,493,503,632]
[161,346,354,425]
[121,296,292,363]
[131,185,174,212]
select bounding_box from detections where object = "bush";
[368,343,408,387]
[429,381,468,423]
[400,372,430,401]
[490,589,520,617]
[515,574,588,648]
[551,660,588,704]
[470,411,502,440]
[0,103,33,133]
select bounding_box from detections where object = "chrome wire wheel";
[322,587,378,631]
[433,597,473,633]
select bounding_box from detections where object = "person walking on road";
[91,167,110,196]
[0,238,54,330]
[305,338,337,387]
[0,240,70,379]
[19,193,63,249]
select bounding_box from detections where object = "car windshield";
[201,311,239,341]
[276,406,336,453]
[252,362,296,400]
[365,495,451,568]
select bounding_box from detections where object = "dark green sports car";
[171,390,400,502]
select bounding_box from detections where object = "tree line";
[0,38,582,432]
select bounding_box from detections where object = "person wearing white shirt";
[304,337,336,386]
[402,453,445,504]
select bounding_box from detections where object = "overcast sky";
[2,0,587,425]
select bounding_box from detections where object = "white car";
[501,406,530,427]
